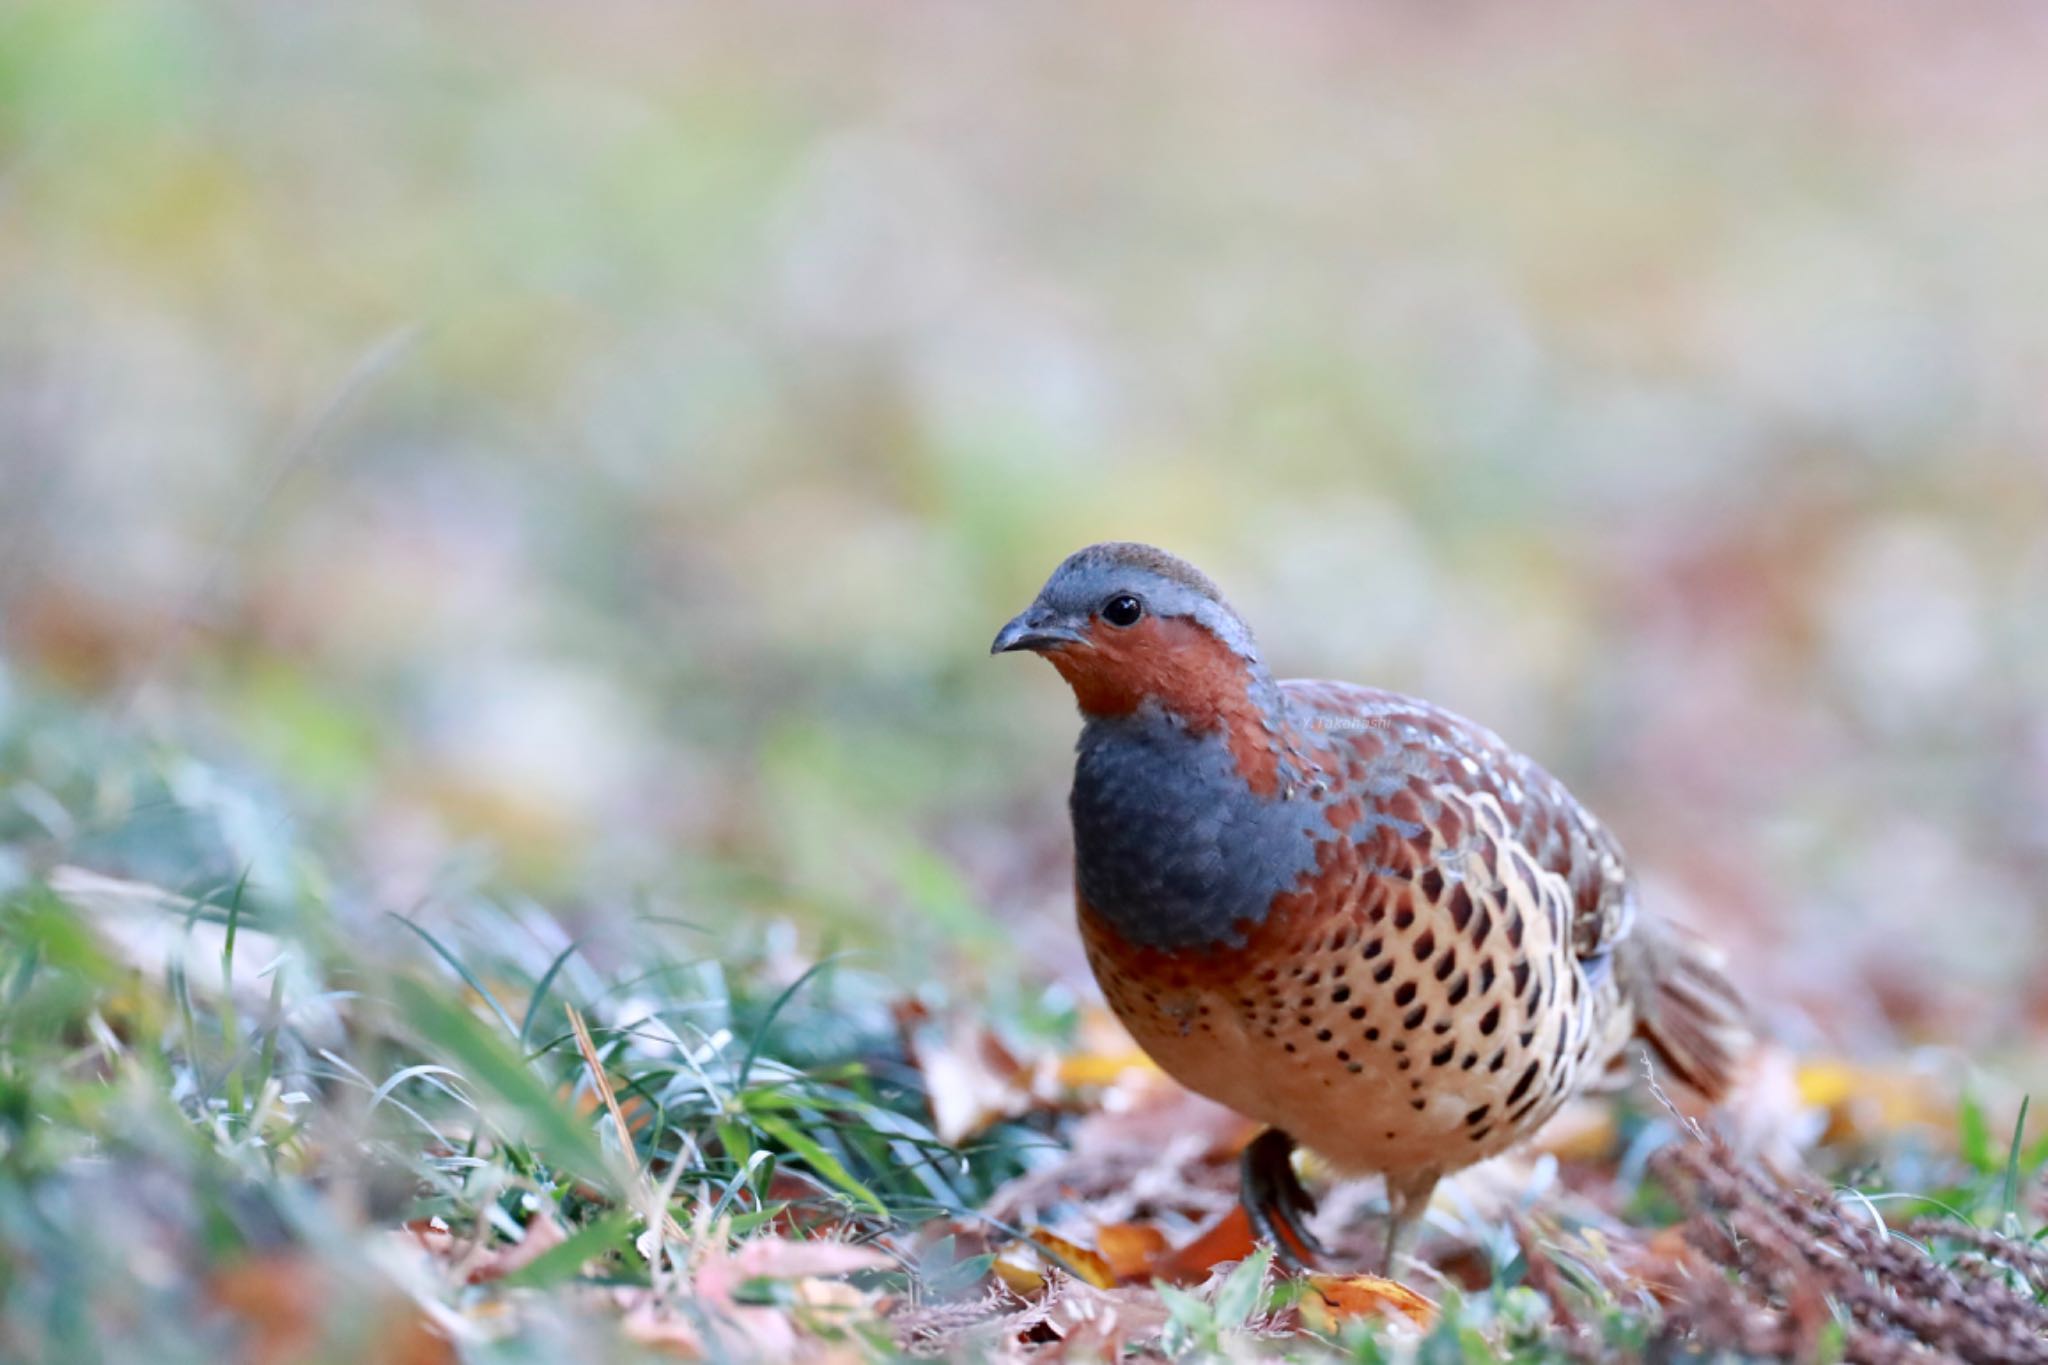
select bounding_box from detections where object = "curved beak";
[991,606,1086,655]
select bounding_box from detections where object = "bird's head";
[991,542,1273,724]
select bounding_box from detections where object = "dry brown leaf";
[1041,1280,1176,1355]
[982,1083,1251,1235]
[993,1229,1120,1296]
[724,1238,892,1282]
[207,1254,454,1365]
[1030,1229,1118,1290]
[462,1210,567,1285]
[615,1286,725,1356]
[692,1235,890,1316]
[622,1236,888,1359]
[1095,1222,1169,1280]
[897,1007,1060,1143]
[1300,1274,1437,1332]
[1155,1206,1257,1284]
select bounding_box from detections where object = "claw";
[1239,1128,1329,1271]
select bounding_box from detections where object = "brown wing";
[1285,679,1747,1097]
[1282,679,1636,967]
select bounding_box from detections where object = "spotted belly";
[1077,842,1628,1179]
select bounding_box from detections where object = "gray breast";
[1070,708,1321,952]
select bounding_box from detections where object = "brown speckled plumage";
[1083,684,1639,1172]
[994,543,1748,1270]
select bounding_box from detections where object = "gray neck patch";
[1070,703,1322,952]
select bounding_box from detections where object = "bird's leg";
[1379,1170,1439,1276]
[1239,1128,1328,1271]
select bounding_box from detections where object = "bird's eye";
[1101,594,1144,627]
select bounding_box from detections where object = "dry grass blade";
[566,1002,685,1244]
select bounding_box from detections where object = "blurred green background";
[5,0,2046,1055]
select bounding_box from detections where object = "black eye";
[1101,594,1144,627]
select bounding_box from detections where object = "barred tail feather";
[1620,920,1750,1101]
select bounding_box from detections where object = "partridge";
[993,542,1747,1270]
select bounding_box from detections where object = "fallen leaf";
[207,1254,454,1365]
[1796,1058,1945,1142]
[898,1008,1060,1143]
[1300,1274,1437,1332]
[728,1237,892,1281]
[1043,1280,1176,1354]
[1155,1206,1257,1284]
[983,1085,1251,1230]
[1030,1229,1118,1289]
[693,1235,890,1309]
[1532,1100,1617,1163]
[1056,1048,1159,1088]
[993,1229,1120,1296]
[462,1210,566,1285]
[1055,1007,1169,1089]
[626,1236,886,1359]
[991,1248,1048,1298]
[1095,1222,1169,1280]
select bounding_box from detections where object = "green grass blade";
[736,952,855,1092]
[2002,1095,2031,1225]
[220,868,251,1114]
[251,968,285,1121]
[519,938,586,1050]
[1959,1092,1994,1174]
[393,976,610,1187]
[390,912,519,1036]
[495,1207,640,1290]
[748,1110,887,1217]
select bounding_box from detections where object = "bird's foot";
[1239,1128,1328,1272]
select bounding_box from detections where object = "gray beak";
[991,606,1087,655]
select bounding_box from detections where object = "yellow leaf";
[1796,1060,1858,1108]
[1300,1274,1437,1332]
[1796,1059,1944,1140]
[1055,1048,1158,1088]
[1058,1007,1162,1088]
[1029,1229,1118,1289]
[992,1248,1046,1297]
[993,1228,1119,1294]
[1532,1101,1616,1162]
